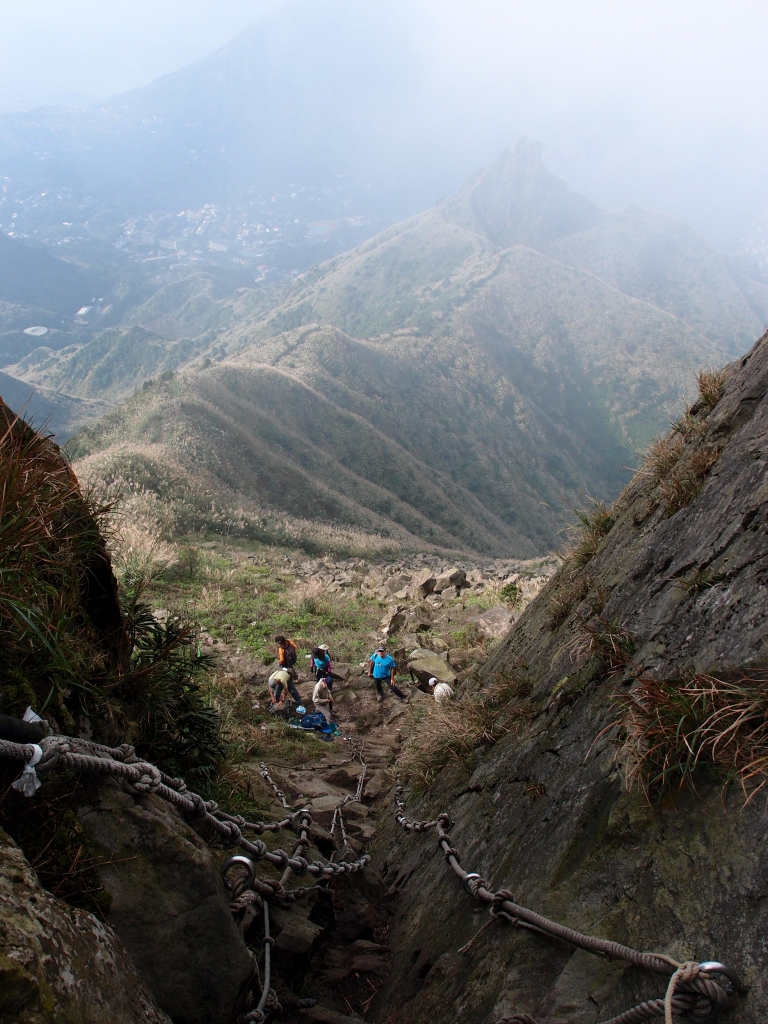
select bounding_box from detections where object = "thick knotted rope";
[0,733,370,882]
[394,787,744,1024]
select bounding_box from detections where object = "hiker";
[268,668,302,707]
[275,635,299,680]
[311,645,332,682]
[312,675,333,723]
[428,676,454,704]
[368,645,408,703]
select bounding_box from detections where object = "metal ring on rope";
[221,855,256,896]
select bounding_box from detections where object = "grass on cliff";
[0,407,113,728]
[641,369,727,516]
[616,668,768,799]
[395,674,536,792]
[562,499,614,569]
[566,613,768,800]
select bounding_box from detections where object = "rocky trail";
[210,650,422,1023]
[172,556,557,1020]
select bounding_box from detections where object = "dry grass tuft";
[696,369,727,411]
[395,675,535,791]
[617,668,768,798]
[548,573,593,629]
[570,616,635,672]
[659,446,721,515]
[563,500,614,569]
[644,431,685,482]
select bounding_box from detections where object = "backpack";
[282,640,297,667]
[299,712,327,730]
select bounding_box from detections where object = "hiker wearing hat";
[311,645,332,682]
[428,676,454,704]
[268,668,302,707]
[312,675,334,723]
[368,645,408,703]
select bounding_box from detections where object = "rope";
[254,900,273,1022]
[259,762,292,810]
[0,733,370,883]
[394,787,744,1024]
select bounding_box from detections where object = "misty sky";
[2,0,768,249]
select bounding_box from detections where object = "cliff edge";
[375,332,768,1023]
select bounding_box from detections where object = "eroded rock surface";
[77,780,254,1024]
[373,334,768,1023]
[0,827,169,1024]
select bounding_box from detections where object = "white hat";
[428,677,438,687]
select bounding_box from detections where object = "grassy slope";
[65,166,740,556]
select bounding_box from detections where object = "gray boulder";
[410,569,437,597]
[0,827,169,1024]
[471,604,517,639]
[380,607,406,635]
[78,780,254,1024]
[432,568,469,593]
[406,650,458,688]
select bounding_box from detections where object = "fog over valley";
[4,6,768,1024]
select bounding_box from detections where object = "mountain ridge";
[46,142,766,554]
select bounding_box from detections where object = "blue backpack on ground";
[298,712,327,730]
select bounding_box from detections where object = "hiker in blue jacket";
[368,644,408,703]
[312,646,332,682]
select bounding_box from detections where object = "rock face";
[77,780,254,1024]
[373,334,768,1023]
[0,827,169,1024]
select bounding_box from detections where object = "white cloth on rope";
[12,743,43,796]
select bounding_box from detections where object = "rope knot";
[124,762,162,796]
[221,820,242,843]
[38,735,68,770]
[493,890,516,912]
[466,875,489,898]
[679,961,700,983]
[186,792,209,820]
[665,961,702,1024]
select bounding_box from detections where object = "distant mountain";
[0,1,437,220]
[59,142,753,555]
[447,142,768,354]
[0,371,107,441]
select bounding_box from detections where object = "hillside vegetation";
[61,144,756,554]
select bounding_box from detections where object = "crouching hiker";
[428,676,454,704]
[368,645,408,703]
[312,675,334,723]
[268,668,302,707]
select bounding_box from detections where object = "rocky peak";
[446,136,602,249]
